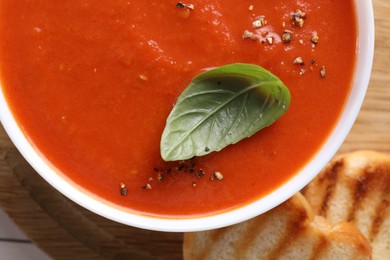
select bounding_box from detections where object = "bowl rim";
[0,0,375,232]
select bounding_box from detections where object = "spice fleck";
[242,30,259,41]
[261,30,269,37]
[252,17,267,28]
[139,74,148,81]
[311,32,319,44]
[243,30,254,39]
[141,183,152,190]
[292,10,306,27]
[176,2,194,10]
[320,66,326,78]
[282,31,293,43]
[266,37,274,45]
[214,171,224,181]
[195,169,205,178]
[120,188,128,196]
[176,2,185,8]
[293,57,304,65]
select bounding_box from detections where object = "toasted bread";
[183,193,371,260]
[303,150,390,260]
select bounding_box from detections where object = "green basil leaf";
[160,63,291,161]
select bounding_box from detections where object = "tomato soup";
[0,0,357,217]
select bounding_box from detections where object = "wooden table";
[0,1,389,259]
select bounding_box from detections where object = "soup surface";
[0,0,357,217]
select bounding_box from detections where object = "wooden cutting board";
[0,1,389,259]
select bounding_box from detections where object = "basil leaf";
[160,63,290,161]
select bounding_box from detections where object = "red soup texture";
[0,0,357,217]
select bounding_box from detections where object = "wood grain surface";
[0,1,389,259]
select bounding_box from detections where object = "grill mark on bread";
[318,159,344,217]
[368,165,390,242]
[198,218,265,259]
[233,216,268,258]
[268,203,310,258]
[209,227,228,242]
[349,168,371,222]
[352,165,390,242]
[370,199,389,242]
[198,227,231,259]
[311,233,329,259]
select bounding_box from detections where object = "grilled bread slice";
[303,150,390,260]
[183,193,371,260]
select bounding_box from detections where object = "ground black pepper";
[176,2,185,8]
[120,188,128,196]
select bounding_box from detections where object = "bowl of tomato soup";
[0,0,374,231]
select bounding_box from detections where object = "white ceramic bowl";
[0,0,374,232]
